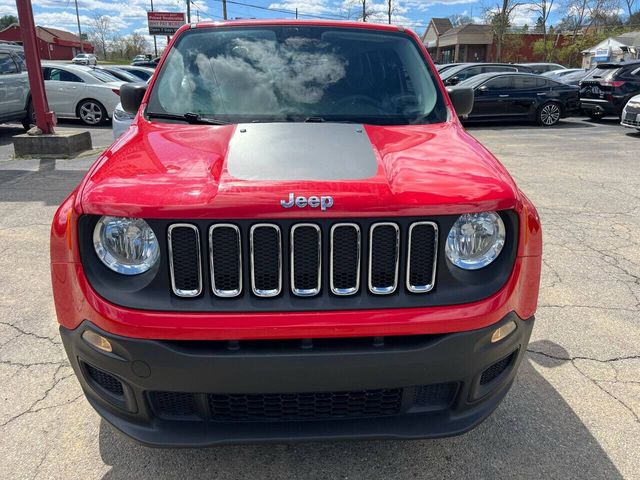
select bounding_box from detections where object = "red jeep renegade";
[51,20,541,446]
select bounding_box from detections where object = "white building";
[582,32,640,68]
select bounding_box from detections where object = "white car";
[112,102,135,139]
[40,63,124,126]
[621,94,640,132]
[72,53,97,66]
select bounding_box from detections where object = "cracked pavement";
[0,118,639,479]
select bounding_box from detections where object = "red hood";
[80,119,519,219]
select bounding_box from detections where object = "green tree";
[0,15,18,30]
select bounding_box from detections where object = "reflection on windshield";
[148,26,446,125]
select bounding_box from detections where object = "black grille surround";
[77,212,518,312]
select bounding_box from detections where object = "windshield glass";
[147,26,446,125]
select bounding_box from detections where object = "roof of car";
[456,71,545,87]
[596,61,640,68]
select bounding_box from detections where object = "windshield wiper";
[147,112,230,125]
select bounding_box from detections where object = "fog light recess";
[82,330,113,353]
[491,321,517,343]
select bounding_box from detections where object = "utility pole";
[74,0,84,53]
[150,0,157,57]
[186,0,191,23]
[222,0,228,19]
[15,0,56,134]
[388,0,391,24]
[295,8,298,19]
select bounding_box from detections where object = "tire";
[77,99,107,126]
[21,100,34,131]
[586,110,604,120]
[537,102,562,126]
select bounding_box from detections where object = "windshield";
[76,54,88,58]
[147,26,446,125]
[584,66,619,81]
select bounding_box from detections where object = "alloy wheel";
[79,102,104,125]
[540,103,561,126]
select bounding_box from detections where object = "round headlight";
[93,216,160,275]
[445,212,505,270]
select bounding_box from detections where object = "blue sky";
[0,0,560,47]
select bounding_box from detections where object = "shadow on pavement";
[0,125,26,146]
[464,118,595,130]
[97,340,622,479]
[0,158,87,206]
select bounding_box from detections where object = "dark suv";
[579,61,640,119]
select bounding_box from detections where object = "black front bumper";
[60,313,534,447]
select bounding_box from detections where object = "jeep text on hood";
[52,21,541,447]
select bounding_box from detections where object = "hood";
[80,120,519,219]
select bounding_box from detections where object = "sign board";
[147,12,185,36]
[593,47,610,62]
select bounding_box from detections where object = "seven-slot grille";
[167,221,438,298]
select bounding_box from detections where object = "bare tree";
[361,0,369,22]
[622,0,636,20]
[88,14,112,61]
[488,0,521,61]
[528,0,554,59]
[559,0,621,39]
[448,13,474,26]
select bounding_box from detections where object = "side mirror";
[121,82,148,115]
[447,76,460,86]
[478,85,488,94]
[446,87,474,116]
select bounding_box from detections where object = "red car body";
[52,20,541,446]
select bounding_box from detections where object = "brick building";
[0,24,93,60]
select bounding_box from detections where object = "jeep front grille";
[167,220,438,299]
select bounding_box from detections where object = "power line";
[210,0,347,21]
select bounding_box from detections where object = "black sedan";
[452,72,580,126]
[439,63,532,86]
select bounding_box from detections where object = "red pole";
[15,0,56,134]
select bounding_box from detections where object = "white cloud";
[269,0,334,16]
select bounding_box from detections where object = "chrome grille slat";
[368,222,400,295]
[209,224,242,298]
[167,220,438,299]
[167,224,203,298]
[406,221,438,293]
[250,224,282,297]
[290,223,322,297]
[330,223,361,296]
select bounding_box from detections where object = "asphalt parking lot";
[0,118,638,479]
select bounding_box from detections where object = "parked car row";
[450,72,579,126]
[439,60,640,131]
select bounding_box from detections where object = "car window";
[0,53,18,74]
[535,78,548,87]
[482,76,511,91]
[512,76,539,90]
[456,66,483,80]
[148,26,448,125]
[48,68,83,82]
[128,69,152,80]
[482,66,514,73]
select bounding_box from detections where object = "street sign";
[147,12,185,36]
